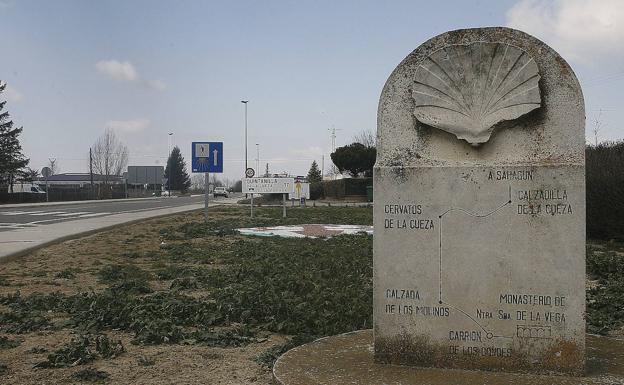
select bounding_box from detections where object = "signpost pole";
[192,141,222,223]
[204,172,209,223]
[282,193,286,218]
[250,193,254,218]
[45,177,49,202]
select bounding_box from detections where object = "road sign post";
[41,167,52,202]
[204,172,209,222]
[192,142,223,223]
[246,168,255,218]
[242,177,294,219]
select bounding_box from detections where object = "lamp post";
[167,132,173,196]
[241,100,249,172]
[255,143,259,174]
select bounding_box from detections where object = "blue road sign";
[192,142,223,173]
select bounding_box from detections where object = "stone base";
[273,330,624,385]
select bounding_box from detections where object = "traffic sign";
[41,167,52,178]
[192,142,223,173]
[245,168,255,178]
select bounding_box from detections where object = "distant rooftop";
[38,173,123,182]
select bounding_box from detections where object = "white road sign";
[243,178,295,194]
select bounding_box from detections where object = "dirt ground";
[0,210,289,384]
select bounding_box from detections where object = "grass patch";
[0,310,52,334]
[35,334,123,369]
[35,335,96,368]
[587,244,624,334]
[0,336,21,349]
[26,346,48,354]
[55,268,79,279]
[97,264,151,283]
[214,234,372,335]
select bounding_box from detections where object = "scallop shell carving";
[412,42,541,145]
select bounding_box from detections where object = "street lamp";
[255,143,259,174]
[241,100,249,172]
[167,132,173,196]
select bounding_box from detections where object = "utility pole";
[328,126,342,179]
[48,158,57,175]
[255,143,259,172]
[89,148,94,199]
[168,132,173,196]
[241,100,249,198]
[241,100,249,171]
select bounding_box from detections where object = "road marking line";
[1,211,47,216]
[78,212,111,218]
[56,212,92,217]
[29,211,67,216]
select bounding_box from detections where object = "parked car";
[10,183,46,194]
[213,186,228,197]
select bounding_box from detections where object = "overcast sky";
[1,0,623,180]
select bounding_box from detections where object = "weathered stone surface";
[373,27,585,374]
[273,330,624,384]
[412,42,541,145]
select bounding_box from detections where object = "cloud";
[3,84,23,102]
[95,59,166,90]
[506,0,624,62]
[95,60,137,82]
[142,79,167,91]
[288,146,325,160]
[105,118,150,133]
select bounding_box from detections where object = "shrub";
[586,142,624,240]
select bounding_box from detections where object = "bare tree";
[22,167,40,182]
[91,128,128,185]
[210,173,223,188]
[190,174,204,192]
[352,129,376,148]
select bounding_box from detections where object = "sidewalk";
[0,202,209,261]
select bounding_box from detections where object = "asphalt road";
[0,195,238,232]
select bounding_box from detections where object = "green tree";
[307,160,322,183]
[307,160,323,200]
[330,143,376,178]
[0,82,29,192]
[165,146,191,193]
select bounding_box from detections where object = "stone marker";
[373,27,585,374]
